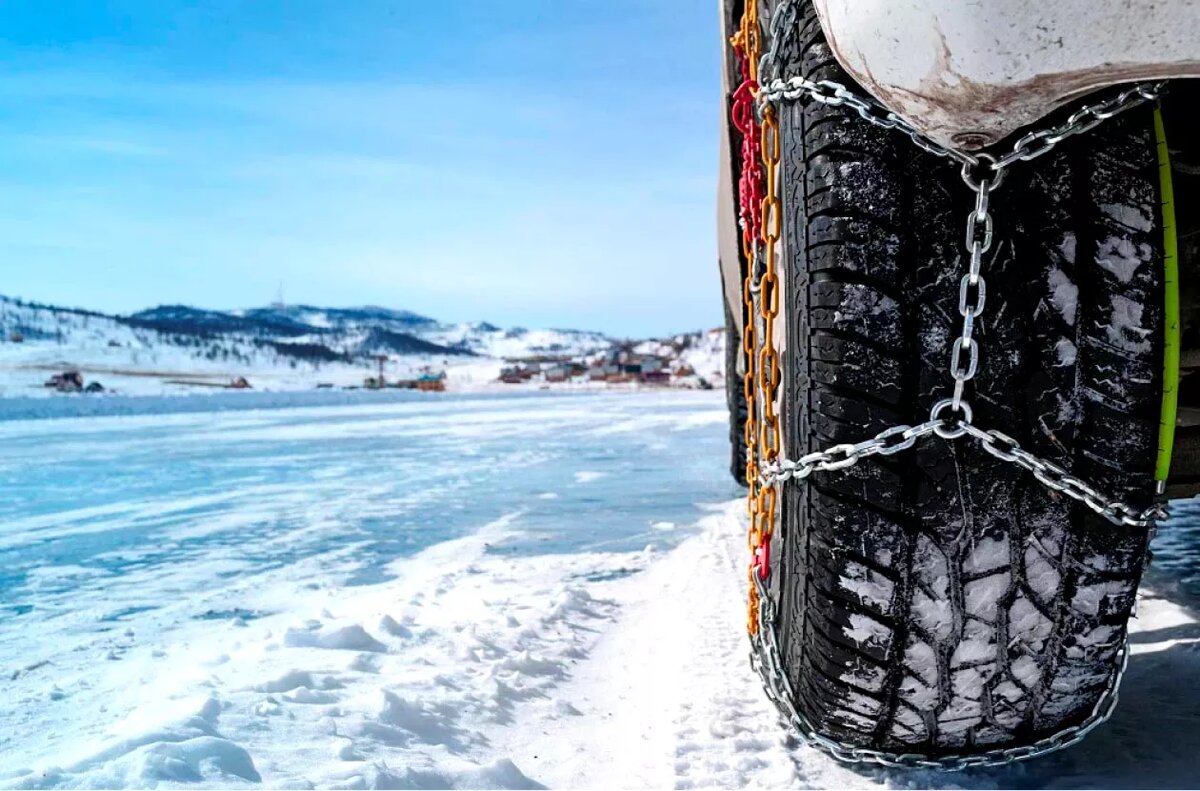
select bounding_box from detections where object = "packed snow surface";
[2,391,1198,789]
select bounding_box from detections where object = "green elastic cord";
[1154,107,1180,483]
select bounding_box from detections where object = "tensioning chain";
[747,570,1129,770]
[733,0,1168,770]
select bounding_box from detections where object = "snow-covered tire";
[771,4,1164,755]
[726,299,749,486]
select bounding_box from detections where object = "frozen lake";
[0,390,735,601]
[1,389,1197,788]
[0,390,737,785]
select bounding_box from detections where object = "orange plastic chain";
[730,1,783,633]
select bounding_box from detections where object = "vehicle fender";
[813,0,1200,148]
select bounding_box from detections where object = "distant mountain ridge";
[0,294,616,366]
[122,303,467,355]
[126,305,319,339]
[238,304,439,330]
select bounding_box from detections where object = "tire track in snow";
[669,521,799,789]
[485,504,873,789]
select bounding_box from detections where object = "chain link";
[757,73,1165,175]
[994,83,1165,170]
[959,422,1166,527]
[758,74,980,168]
[760,420,942,485]
[733,0,1169,769]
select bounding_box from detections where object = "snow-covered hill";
[0,295,720,397]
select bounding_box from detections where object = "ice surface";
[0,391,733,787]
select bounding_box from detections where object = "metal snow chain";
[750,76,1167,531]
[748,572,1130,770]
[756,0,804,90]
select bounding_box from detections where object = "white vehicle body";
[813,0,1200,148]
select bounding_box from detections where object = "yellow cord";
[1154,107,1180,483]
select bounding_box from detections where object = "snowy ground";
[2,391,1198,789]
[0,344,507,399]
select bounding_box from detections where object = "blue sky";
[0,1,720,337]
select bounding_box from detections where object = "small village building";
[416,372,446,392]
[640,356,667,374]
[544,364,572,383]
[498,365,538,383]
[44,371,84,392]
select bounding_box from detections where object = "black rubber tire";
[772,3,1164,755]
[726,298,749,486]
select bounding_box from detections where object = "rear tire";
[772,3,1164,754]
[726,298,749,486]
